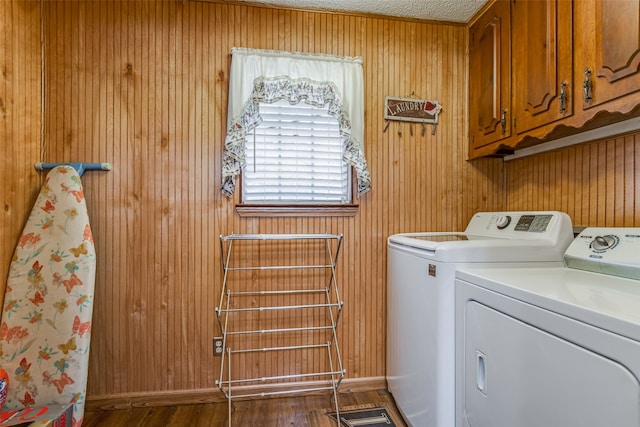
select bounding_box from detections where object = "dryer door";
[461,301,640,427]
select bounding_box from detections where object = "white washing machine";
[387,211,574,427]
[455,228,640,427]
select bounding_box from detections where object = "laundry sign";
[384,96,442,136]
[384,96,442,124]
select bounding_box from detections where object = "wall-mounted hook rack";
[34,162,112,177]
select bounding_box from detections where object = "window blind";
[242,100,350,204]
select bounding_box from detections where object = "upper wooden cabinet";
[575,0,640,111]
[469,0,511,154]
[512,0,573,135]
[469,0,640,159]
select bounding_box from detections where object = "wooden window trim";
[235,204,359,217]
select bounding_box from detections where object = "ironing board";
[1,165,97,426]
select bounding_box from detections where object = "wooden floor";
[82,390,407,426]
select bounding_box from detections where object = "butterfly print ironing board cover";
[0,165,97,426]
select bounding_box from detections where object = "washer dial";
[495,215,512,230]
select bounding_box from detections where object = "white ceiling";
[238,0,489,23]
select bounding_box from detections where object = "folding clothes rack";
[216,234,345,426]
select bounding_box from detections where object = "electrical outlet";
[213,337,224,356]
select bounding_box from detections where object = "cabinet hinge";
[513,117,516,131]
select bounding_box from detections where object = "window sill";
[235,204,359,218]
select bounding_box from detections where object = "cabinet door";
[576,0,640,109]
[512,0,573,134]
[469,0,511,151]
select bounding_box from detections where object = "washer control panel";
[465,212,566,237]
[564,228,640,279]
[513,214,553,232]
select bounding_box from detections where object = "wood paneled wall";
[9,0,639,409]
[506,131,640,227]
[0,1,42,296]
[36,0,503,402]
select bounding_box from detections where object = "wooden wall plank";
[0,0,8,301]
[0,0,42,301]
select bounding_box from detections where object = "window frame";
[222,49,372,211]
[234,202,359,218]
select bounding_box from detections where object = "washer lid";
[456,266,640,342]
[388,211,574,262]
[388,232,491,251]
[388,233,570,263]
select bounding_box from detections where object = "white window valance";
[221,47,371,198]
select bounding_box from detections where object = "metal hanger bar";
[226,325,333,335]
[221,233,342,241]
[229,288,327,296]
[218,302,342,313]
[220,369,344,386]
[225,264,333,271]
[229,343,329,354]
[219,385,336,400]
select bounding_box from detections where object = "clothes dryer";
[455,228,640,427]
[387,211,574,427]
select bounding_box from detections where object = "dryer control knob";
[496,215,512,230]
[591,235,617,250]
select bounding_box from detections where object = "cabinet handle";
[500,109,507,135]
[583,68,592,104]
[559,81,567,114]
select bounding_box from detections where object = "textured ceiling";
[239,0,489,23]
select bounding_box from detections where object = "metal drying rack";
[215,233,345,426]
